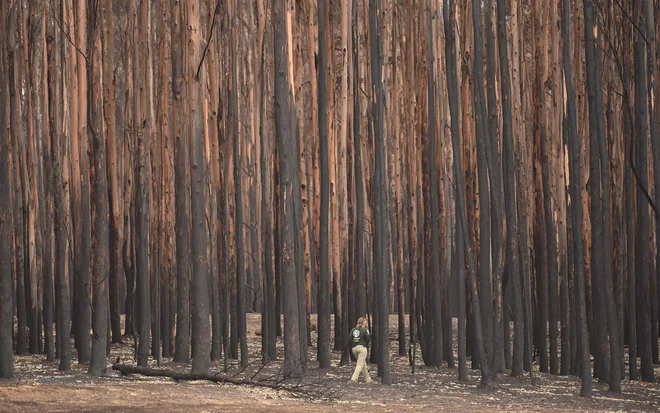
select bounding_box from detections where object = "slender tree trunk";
[643,0,660,367]
[445,0,490,386]
[188,0,211,375]
[0,0,14,379]
[88,0,109,374]
[74,0,92,365]
[471,0,494,374]
[101,0,121,345]
[564,0,591,395]
[485,0,504,375]
[496,0,523,378]
[317,0,331,370]
[633,0,655,383]
[136,0,152,368]
[172,0,190,364]
[369,0,391,384]
[426,0,443,367]
[274,0,303,378]
[230,0,248,368]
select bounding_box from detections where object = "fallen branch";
[111,364,331,399]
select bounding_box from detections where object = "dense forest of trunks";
[0,0,659,397]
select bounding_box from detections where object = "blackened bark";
[485,0,504,375]
[231,1,248,368]
[536,5,558,374]
[8,3,27,357]
[471,0,493,374]
[584,0,609,383]
[274,0,303,378]
[353,0,366,322]
[53,3,71,367]
[496,0,523,378]
[88,0,109,374]
[643,0,660,367]
[189,0,211,375]
[564,0,591,395]
[260,79,276,364]
[426,0,443,367]
[44,19,57,363]
[317,0,331,369]
[369,0,391,384]
[445,0,490,385]
[0,0,14,378]
[633,0,655,382]
[172,0,190,364]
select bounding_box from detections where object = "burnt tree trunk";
[565,0,591,395]
[172,0,190,364]
[274,0,304,379]
[0,0,14,379]
[88,0,110,375]
[496,0,523,378]
[189,0,211,375]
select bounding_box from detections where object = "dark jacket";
[349,326,371,348]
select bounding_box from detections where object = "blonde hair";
[356,317,368,328]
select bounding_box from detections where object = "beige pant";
[350,345,372,383]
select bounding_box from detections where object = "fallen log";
[111,364,326,399]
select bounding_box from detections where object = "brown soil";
[0,314,658,412]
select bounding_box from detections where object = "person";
[349,317,372,384]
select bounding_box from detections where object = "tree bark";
[88,0,110,374]
[632,0,655,383]
[496,0,523,378]
[274,0,304,379]
[172,0,190,364]
[0,0,14,379]
[188,0,211,375]
[317,0,331,370]
[136,0,152,368]
[564,0,591,395]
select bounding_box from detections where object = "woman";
[349,317,372,384]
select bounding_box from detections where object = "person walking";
[349,317,372,384]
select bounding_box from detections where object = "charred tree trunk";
[136,0,152,368]
[274,0,304,379]
[189,0,211,375]
[172,0,190,364]
[565,0,591,395]
[633,0,655,383]
[426,0,443,367]
[317,0,331,370]
[230,0,248,368]
[496,0,523,378]
[88,0,110,375]
[471,0,493,373]
[0,0,14,379]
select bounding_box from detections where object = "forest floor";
[0,314,659,412]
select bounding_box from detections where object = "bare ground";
[0,314,659,412]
